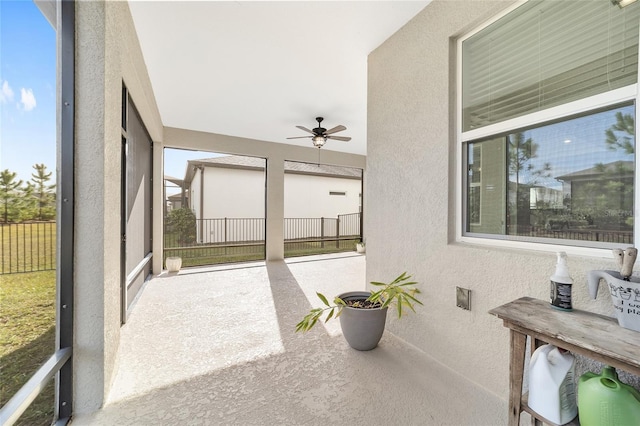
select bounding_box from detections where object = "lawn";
[163,239,359,267]
[284,239,359,258]
[0,271,56,425]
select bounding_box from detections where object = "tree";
[507,133,551,234]
[165,207,197,246]
[27,163,56,220]
[605,112,634,155]
[568,114,635,231]
[0,169,23,222]
[508,133,537,184]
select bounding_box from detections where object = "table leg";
[509,329,527,426]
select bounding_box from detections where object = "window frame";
[455,0,640,258]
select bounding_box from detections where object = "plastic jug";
[578,366,640,426]
[528,344,577,424]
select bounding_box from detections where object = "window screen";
[465,104,635,246]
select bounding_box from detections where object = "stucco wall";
[366,0,640,404]
[202,166,266,218]
[75,1,162,413]
[284,173,361,218]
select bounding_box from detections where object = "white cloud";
[0,80,14,103]
[19,88,37,111]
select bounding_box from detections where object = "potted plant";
[356,241,365,253]
[296,272,422,350]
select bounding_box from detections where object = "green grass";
[284,239,359,258]
[165,244,266,267]
[1,222,56,274]
[163,239,359,267]
[0,271,56,426]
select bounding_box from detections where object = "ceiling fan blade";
[286,136,313,139]
[327,135,351,142]
[324,125,346,135]
[296,126,315,135]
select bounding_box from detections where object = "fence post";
[336,218,340,249]
[321,217,325,249]
[225,217,228,256]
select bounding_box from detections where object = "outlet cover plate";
[456,287,471,311]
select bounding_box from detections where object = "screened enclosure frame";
[0,1,75,424]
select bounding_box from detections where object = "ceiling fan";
[287,117,351,148]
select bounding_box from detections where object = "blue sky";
[1,0,56,185]
[0,1,219,191]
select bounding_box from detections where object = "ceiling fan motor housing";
[313,117,325,135]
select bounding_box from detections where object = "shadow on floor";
[71,256,506,425]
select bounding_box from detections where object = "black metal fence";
[508,225,633,244]
[1,221,56,274]
[164,217,266,267]
[164,213,363,266]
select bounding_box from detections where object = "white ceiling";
[128,1,430,155]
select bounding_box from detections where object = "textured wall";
[366,0,640,401]
[284,173,361,218]
[203,167,266,218]
[74,1,162,413]
[75,1,108,413]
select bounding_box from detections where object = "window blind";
[462,0,640,132]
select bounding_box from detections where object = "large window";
[459,0,639,249]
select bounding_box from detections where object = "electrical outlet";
[456,287,471,311]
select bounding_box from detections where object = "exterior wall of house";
[284,173,361,219]
[201,166,266,219]
[75,1,162,413]
[192,165,360,220]
[366,0,638,411]
[190,167,203,219]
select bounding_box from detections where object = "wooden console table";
[489,297,640,426]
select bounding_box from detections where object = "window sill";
[456,235,621,259]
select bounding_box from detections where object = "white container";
[587,270,640,332]
[166,256,182,272]
[528,344,577,425]
[550,252,573,311]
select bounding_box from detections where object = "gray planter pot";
[338,291,388,351]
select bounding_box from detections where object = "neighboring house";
[163,175,184,211]
[182,155,362,220]
[555,160,634,229]
[166,192,183,211]
[181,155,362,243]
[555,160,634,204]
[529,186,563,210]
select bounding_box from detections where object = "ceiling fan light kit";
[287,116,351,149]
[312,135,326,148]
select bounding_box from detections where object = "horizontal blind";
[462,0,639,132]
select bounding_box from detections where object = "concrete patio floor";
[71,253,507,425]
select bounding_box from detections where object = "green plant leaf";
[317,292,330,306]
[325,307,334,322]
